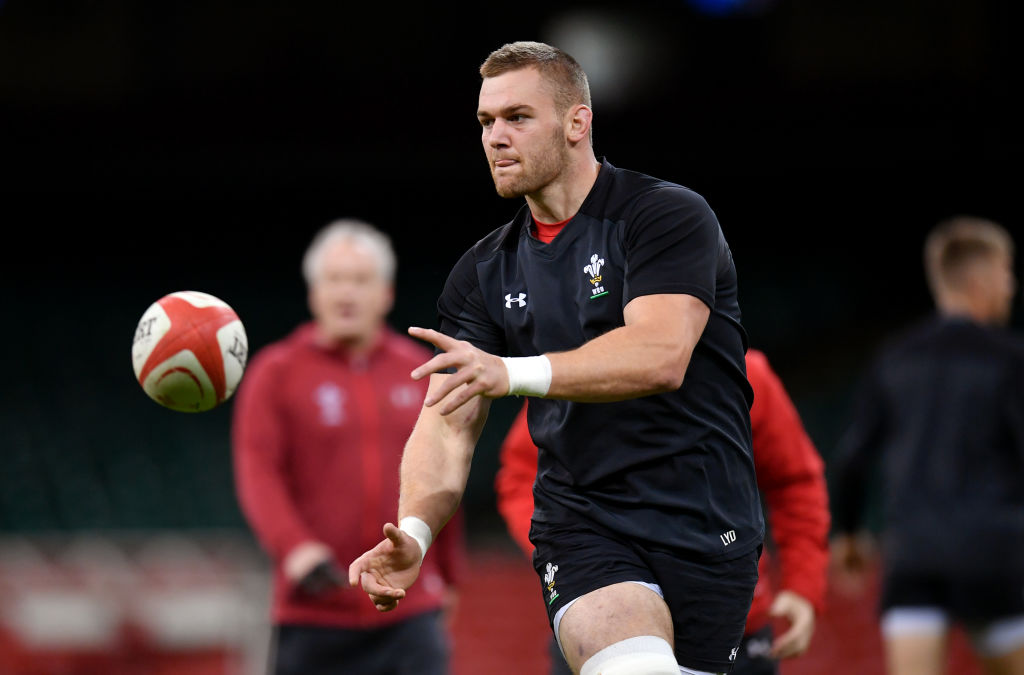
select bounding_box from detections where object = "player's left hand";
[408,327,509,415]
[768,590,815,659]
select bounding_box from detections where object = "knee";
[579,636,679,675]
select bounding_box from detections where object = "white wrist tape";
[399,516,432,564]
[501,355,552,397]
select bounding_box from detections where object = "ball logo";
[131,291,248,412]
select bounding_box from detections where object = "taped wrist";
[501,355,552,397]
[399,516,432,564]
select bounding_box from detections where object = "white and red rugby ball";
[131,291,248,412]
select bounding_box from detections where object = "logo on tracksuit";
[314,383,346,426]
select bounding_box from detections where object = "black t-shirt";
[831,315,1024,574]
[437,159,764,560]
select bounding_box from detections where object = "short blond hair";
[480,41,591,117]
[924,215,1014,297]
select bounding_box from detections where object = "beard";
[490,126,569,199]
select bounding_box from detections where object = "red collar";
[531,215,572,243]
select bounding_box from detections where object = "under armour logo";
[729,647,739,662]
[505,292,526,308]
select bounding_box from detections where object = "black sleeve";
[621,186,721,308]
[829,357,888,533]
[436,248,506,356]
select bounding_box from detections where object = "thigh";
[532,519,657,632]
[557,581,674,674]
[532,520,668,673]
[885,632,949,675]
[880,608,950,675]
[645,546,760,673]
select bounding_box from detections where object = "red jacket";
[494,348,829,633]
[232,323,464,628]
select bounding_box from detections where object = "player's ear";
[566,104,592,144]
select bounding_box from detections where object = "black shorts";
[531,518,760,673]
[881,565,1024,625]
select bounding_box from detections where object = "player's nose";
[488,118,510,147]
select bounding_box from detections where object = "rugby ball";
[131,291,248,412]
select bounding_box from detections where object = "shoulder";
[607,165,712,214]
[872,317,937,360]
[979,327,1024,378]
[599,166,718,243]
[441,209,528,296]
[465,206,530,264]
[987,325,1024,354]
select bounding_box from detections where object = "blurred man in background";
[830,215,1024,675]
[496,348,830,675]
[231,219,464,675]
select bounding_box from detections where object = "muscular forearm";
[398,376,490,535]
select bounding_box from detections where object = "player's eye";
[479,118,494,128]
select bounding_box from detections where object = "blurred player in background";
[231,219,464,675]
[496,348,830,675]
[830,215,1024,675]
[349,41,764,675]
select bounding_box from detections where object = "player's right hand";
[348,522,422,612]
[408,327,509,415]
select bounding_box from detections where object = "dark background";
[2,0,1021,539]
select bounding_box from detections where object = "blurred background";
[1,0,1021,672]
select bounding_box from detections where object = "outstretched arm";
[348,372,490,611]
[412,293,710,415]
